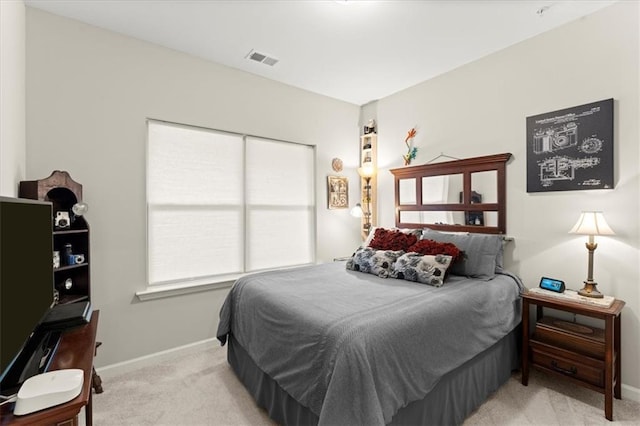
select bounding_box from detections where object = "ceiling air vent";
[246,49,279,67]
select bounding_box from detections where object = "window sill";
[135,275,240,301]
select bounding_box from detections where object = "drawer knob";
[551,360,577,376]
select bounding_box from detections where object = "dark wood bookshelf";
[19,171,91,304]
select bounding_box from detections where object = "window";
[146,120,316,292]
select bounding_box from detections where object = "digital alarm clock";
[539,277,565,293]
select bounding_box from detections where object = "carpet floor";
[92,344,640,425]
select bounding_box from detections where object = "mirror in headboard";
[390,153,512,234]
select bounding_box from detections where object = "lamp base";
[578,281,604,299]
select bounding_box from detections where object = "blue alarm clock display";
[539,277,565,293]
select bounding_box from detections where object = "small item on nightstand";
[539,276,565,293]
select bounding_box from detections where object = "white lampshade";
[357,163,376,178]
[569,211,614,236]
[350,203,363,218]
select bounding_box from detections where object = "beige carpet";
[93,344,640,425]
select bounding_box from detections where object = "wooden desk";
[521,292,624,421]
[1,310,99,426]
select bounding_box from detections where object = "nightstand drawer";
[534,316,605,359]
[531,341,604,388]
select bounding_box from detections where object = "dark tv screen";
[0,196,54,382]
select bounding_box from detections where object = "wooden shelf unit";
[19,171,91,304]
[359,133,377,240]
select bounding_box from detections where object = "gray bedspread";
[217,262,523,425]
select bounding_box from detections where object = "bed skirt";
[227,326,520,426]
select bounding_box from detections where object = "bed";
[216,153,521,425]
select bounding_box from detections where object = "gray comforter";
[217,262,523,425]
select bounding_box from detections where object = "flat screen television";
[0,196,57,395]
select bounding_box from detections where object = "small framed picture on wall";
[327,176,348,209]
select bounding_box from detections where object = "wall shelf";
[359,133,377,240]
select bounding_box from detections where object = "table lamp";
[569,211,614,298]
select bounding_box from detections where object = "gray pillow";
[421,229,503,280]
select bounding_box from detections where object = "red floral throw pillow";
[368,228,418,251]
[407,239,462,263]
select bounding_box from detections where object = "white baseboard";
[95,337,219,380]
[623,383,640,403]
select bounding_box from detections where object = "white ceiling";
[25,0,618,106]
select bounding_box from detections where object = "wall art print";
[526,98,613,193]
[327,175,348,209]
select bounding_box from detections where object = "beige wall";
[0,0,26,196]
[25,8,361,368]
[375,1,639,394]
[20,0,640,397]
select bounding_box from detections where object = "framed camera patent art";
[327,176,348,209]
[526,98,614,193]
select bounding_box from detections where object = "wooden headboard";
[389,153,512,234]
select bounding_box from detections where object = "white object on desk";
[13,369,83,416]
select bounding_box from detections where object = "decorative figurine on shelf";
[403,127,418,165]
[364,119,376,134]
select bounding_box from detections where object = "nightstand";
[521,290,625,421]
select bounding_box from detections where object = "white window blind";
[147,120,315,287]
[246,137,315,271]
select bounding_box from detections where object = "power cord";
[0,394,17,406]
